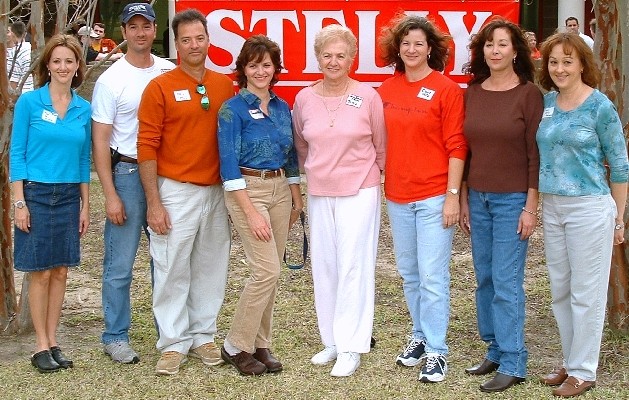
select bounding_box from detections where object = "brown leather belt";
[119,155,137,164]
[239,167,284,179]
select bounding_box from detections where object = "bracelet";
[521,207,537,216]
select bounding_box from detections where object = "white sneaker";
[311,346,337,365]
[330,352,360,377]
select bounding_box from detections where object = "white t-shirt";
[91,55,175,158]
[6,41,34,93]
[579,32,594,49]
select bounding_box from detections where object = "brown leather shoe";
[552,376,595,397]
[465,359,499,375]
[221,346,267,376]
[479,372,525,392]
[253,348,283,373]
[541,367,568,386]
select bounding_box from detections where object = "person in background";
[137,8,232,376]
[378,14,467,383]
[293,24,386,378]
[536,32,628,398]
[9,34,91,373]
[77,26,122,63]
[460,18,542,393]
[218,35,303,376]
[588,18,597,38]
[565,17,594,49]
[92,22,121,54]
[92,2,175,365]
[6,20,34,98]
[524,31,541,61]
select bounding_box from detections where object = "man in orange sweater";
[138,8,234,376]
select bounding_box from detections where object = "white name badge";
[174,90,191,102]
[543,107,554,118]
[248,109,264,119]
[417,87,435,100]
[41,109,58,124]
[346,94,363,108]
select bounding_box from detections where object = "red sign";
[175,0,520,104]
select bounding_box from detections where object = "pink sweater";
[293,82,386,196]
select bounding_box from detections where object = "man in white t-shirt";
[6,21,33,98]
[565,16,594,49]
[91,2,174,364]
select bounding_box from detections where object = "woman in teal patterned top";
[536,32,628,398]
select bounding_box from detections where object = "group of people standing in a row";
[9,4,627,398]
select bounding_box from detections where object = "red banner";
[175,0,520,104]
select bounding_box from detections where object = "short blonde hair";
[314,24,358,60]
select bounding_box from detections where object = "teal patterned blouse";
[537,89,628,196]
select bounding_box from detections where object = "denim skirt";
[14,181,81,272]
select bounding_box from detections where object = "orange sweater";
[378,71,467,203]
[138,67,234,185]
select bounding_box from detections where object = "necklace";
[321,79,350,127]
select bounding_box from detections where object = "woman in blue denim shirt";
[536,33,628,398]
[10,34,91,373]
[217,35,303,375]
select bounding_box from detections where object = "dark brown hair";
[537,32,600,91]
[35,34,86,88]
[465,17,534,85]
[172,8,207,40]
[234,35,283,89]
[379,14,450,73]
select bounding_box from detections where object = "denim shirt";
[218,88,300,191]
[537,90,629,196]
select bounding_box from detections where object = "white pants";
[542,194,615,381]
[308,185,381,353]
[151,178,230,353]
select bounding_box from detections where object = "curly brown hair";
[379,14,451,73]
[537,32,600,91]
[234,35,283,89]
[465,17,534,85]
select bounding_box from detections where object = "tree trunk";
[0,0,19,336]
[595,0,629,333]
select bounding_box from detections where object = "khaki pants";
[224,175,292,353]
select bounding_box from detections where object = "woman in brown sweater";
[459,18,543,393]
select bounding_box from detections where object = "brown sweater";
[463,81,543,193]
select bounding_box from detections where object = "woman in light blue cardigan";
[536,32,628,398]
[10,34,91,373]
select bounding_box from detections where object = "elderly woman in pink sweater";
[292,24,386,378]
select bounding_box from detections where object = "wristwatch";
[14,200,25,209]
[615,223,624,230]
[447,188,459,195]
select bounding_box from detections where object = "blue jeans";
[468,189,528,378]
[387,195,453,355]
[102,162,150,344]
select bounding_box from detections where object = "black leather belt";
[119,155,137,164]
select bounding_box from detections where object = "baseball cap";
[77,26,99,38]
[121,3,156,24]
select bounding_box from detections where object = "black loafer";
[480,372,525,392]
[31,350,61,373]
[50,346,74,368]
[465,359,499,375]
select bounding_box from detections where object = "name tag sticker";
[417,87,435,100]
[41,109,58,124]
[543,107,554,118]
[249,109,265,119]
[174,90,191,101]
[346,94,363,108]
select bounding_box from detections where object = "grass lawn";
[0,179,627,399]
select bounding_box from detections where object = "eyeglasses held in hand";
[196,84,210,111]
